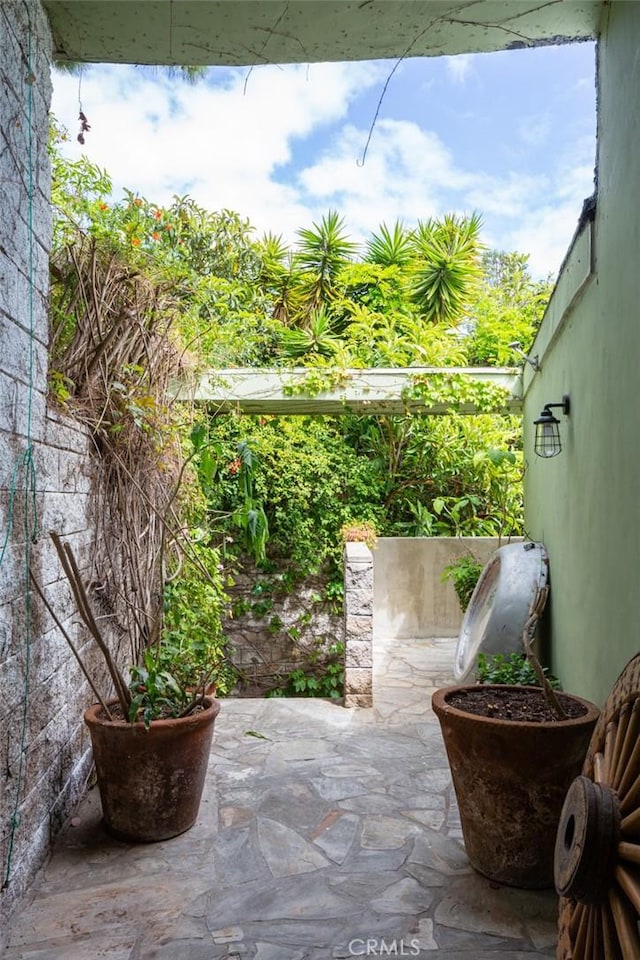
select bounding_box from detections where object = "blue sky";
[52,40,596,278]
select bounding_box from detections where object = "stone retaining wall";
[224,564,343,694]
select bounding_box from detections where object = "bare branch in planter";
[522,584,568,720]
[29,568,114,720]
[50,532,131,714]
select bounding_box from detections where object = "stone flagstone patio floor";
[2,636,558,959]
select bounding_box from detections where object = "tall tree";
[466,251,552,365]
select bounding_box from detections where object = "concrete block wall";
[0,2,111,941]
[373,537,512,639]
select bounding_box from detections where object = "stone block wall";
[0,2,111,941]
[224,563,343,694]
[343,542,373,707]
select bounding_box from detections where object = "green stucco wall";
[524,1,640,706]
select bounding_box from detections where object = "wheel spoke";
[615,864,640,914]
[602,900,623,960]
[620,769,640,817]
[621,807,640,838]
[595,751,607,784]
[618,841,640,866]
[609,883,640,960]
[573,902,592,959]
[617,728,640,801]
[613,699,640,790]
[588,902,602,959]
[570,901,586,941]
[611,703,632,786]
[604,721,618,783]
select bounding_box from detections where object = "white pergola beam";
[177,367,523,415]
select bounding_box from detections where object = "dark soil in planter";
[446,686,589,722]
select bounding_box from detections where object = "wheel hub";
[554,775,621,904]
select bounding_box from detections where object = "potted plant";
[32,533,222,843]
[37,180,238,842]
[432,586,600,888]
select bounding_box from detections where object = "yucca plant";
[295,211,356,313]
[280,308,343,358]
[365,220,413,266]
[409,212,483,324]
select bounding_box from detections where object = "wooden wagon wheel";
[556,653,640,960]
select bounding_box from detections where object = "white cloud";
[52,61,386,233]
[504,201,583,278]
[463,172,548,219]
[51,57,595,278]
[444,54,473,84]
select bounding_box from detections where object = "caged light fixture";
[533,395,571,459]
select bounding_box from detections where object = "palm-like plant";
[295,211,356,314]
[280,308,343,359]
[256,232,301,325]
[365,220,413,266]
[409,212,483,325]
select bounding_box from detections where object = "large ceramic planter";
[84,697,220,842]
[432,685,599,888]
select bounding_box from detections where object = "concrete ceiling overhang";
[43,1,603,67]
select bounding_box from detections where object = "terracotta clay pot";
[84,697,220,842]
[432,685,599,888]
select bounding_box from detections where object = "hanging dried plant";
[49,234,191,664]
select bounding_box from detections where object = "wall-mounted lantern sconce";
[534,395,571,458]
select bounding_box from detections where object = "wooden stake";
[29,568,113,720]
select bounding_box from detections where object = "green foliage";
[280,309,343,359]
[189,424,269,564]
[441,554,483,611]
[267,640,345,699]
[337,262,408,317]
[50,123,281,369]
[466,251,552,365]
[203,415,386,582]
[128,649,191,728]
[49,121,113,249]
[476,652,561,689]
[229,441,270,563]
[49,133,550,698]
[295,210,357,314]
[340,520,378,550]
[160,542,237,694]
[365,220,413,266]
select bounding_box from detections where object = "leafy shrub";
[340,520,377,550]
[267,640,344,699]
[160,542,237,694]
[476,652,560,688]
[441,554,483,611]
[128,651,192,727]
